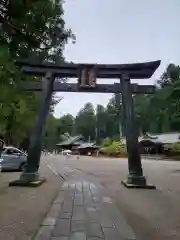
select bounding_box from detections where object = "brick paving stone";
[70,231,86,240]
[64,196,74,203]
[103,227,121,240]
[51,237,68,240]
[87,222,104,238]
[84,196,93,203]
[100,216,115,228]
[75,182,83,193]
[58,212,72,219]
[74,193,83,206]
[86,207,100,222]
[71,220,86,232]
[87,238,104,240]
[83,186,92,195]
[64,192,74,199]
[73,205,84,214]
[84,199,95,207]
[89,184,99,196]
[72,206,86,221]
[34,226,54,240]
[42,203,63,226]
[37,177,136,240]
[53,219,71,237]
[65,190,75,197]
[62,200,74,213]
[83,192,95,207]
[83,188,93,196]
[82,181,90,191]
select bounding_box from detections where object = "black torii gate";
[9,59,160,188]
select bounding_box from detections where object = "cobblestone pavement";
[35,155,180,240]
[34,170,136,240]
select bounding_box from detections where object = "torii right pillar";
[120,74,156,189]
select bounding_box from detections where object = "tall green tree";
[56,114,74,136]
[95,104,107,143]
[0,0,73,146]
[75,103,96,141]
[133,64,180,133]
[105,95,123,139]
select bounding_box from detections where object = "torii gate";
[9,59,160,188]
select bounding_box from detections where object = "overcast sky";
[54,0,180,117]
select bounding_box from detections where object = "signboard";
[79,66,97,88]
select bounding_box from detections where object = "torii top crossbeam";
[17,59,161,79]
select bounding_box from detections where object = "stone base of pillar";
[9,172,46,187]
[121,175,156,189]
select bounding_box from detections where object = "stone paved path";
[34,172,136,240]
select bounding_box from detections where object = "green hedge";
[101,138,112,147]
[164,143,180,156]
[100,140,127,157]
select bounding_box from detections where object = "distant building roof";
[141,132,180,144]
[121,132,180,145]
[56,135,84,146]
[77,142,100,149]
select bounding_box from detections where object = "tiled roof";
[121,132,180,145]
[78,142,99,149]
[141,132,180,144]
[56,135,84,146]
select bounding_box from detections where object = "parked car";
[0,146,27,171]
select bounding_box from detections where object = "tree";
[43,114,59,151]
[0,0,73,146]
[133,64,180,133]
[74,103,96,141]
[56,114,74,136]
[42,113,75,151]
[157,64,180,87]
[105,95,123,139]
[95,104,107,143]
[134,94,150,134]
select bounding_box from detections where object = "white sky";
[54,0,180,117]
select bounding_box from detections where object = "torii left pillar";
[9,72,54,186]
